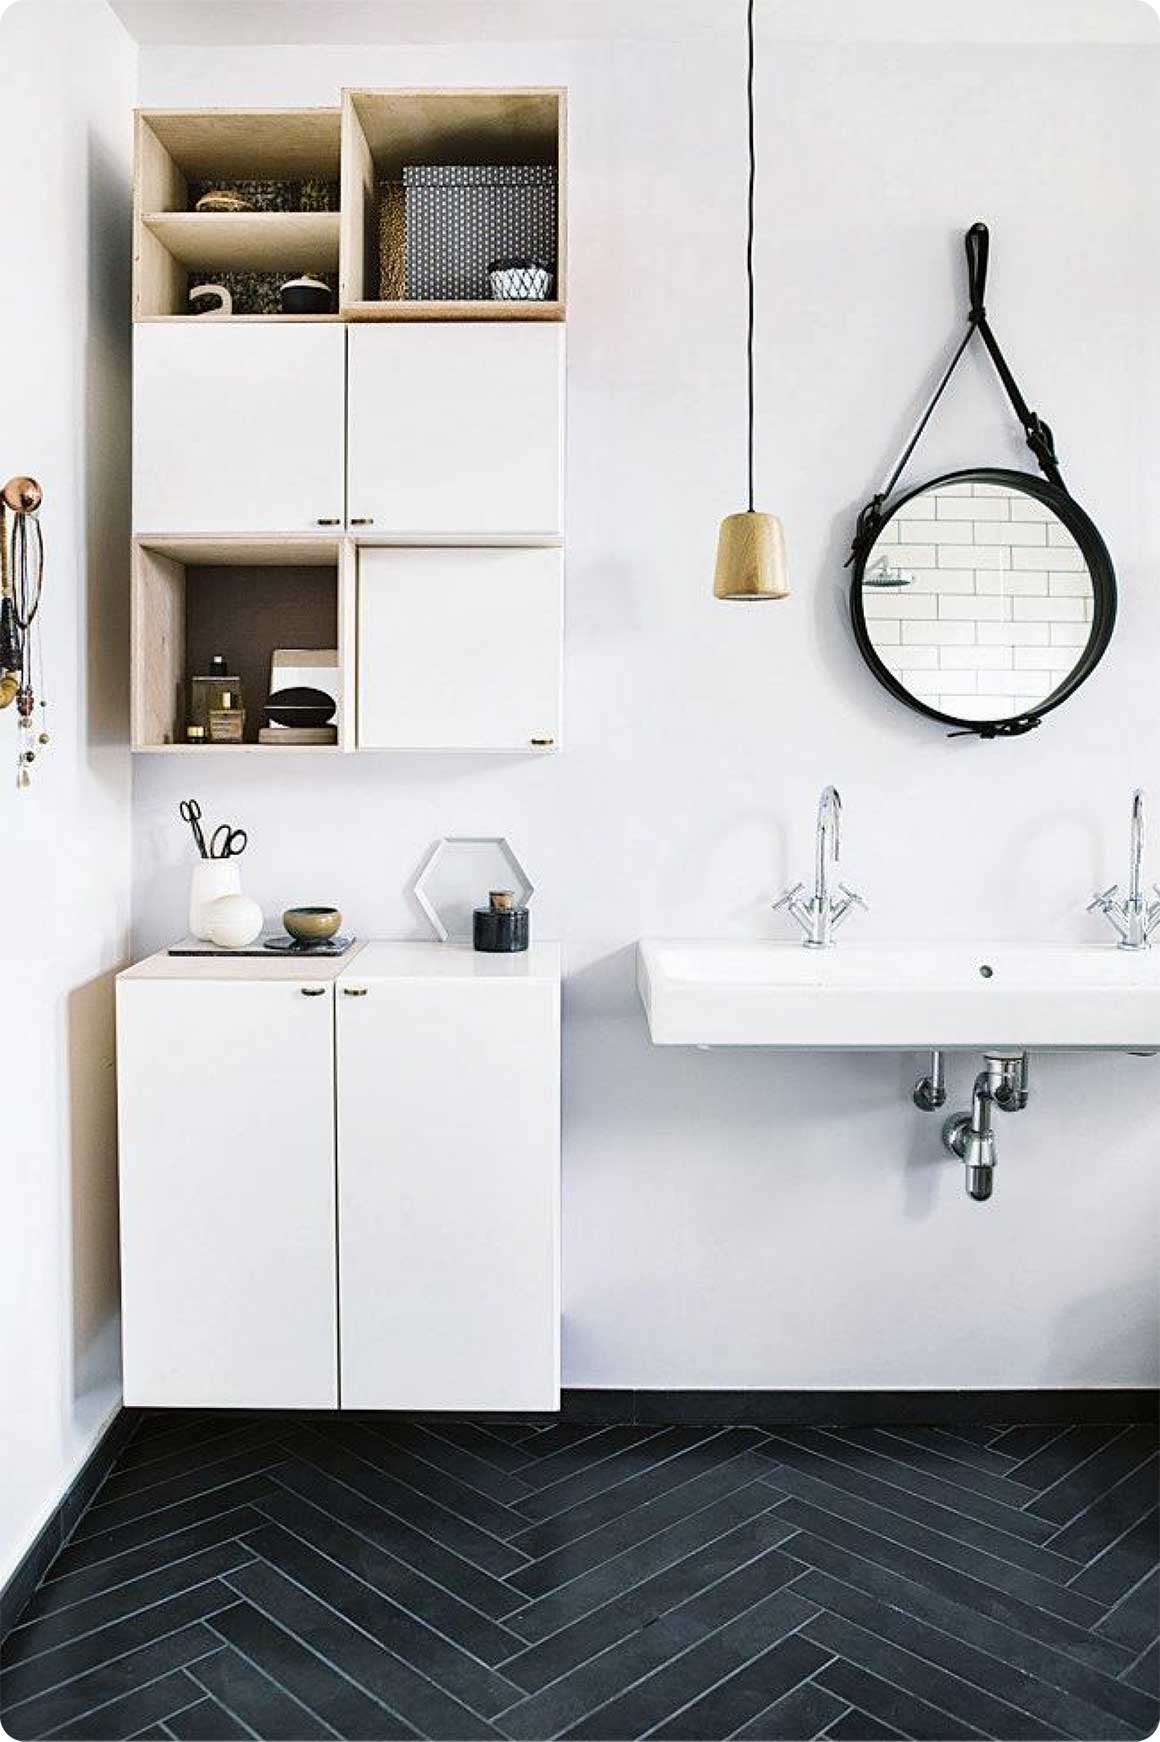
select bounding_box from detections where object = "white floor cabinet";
[133,324,347,535]
[116,944,561,1411]
[116,963,339,1408]
[358,546,563,751]
[337,944,561,1410]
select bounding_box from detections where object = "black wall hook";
[965,220,989,323]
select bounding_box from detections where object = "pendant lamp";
[714,0,790,601]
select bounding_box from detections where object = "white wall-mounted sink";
[637,940,1160,1050]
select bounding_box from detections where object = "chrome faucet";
[774,784,867,947]
[1089,789,1160,950]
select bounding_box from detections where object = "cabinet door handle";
[315,517,341,526]
[300,986,326,997]
[350,516,374,525]
[530,737,556,748]
[343,986,368,997]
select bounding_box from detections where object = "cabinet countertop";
[119,940,561,984]
[342,941,561,982]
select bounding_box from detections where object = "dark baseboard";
[559,1387,1160,1426]
[0,1407,137,1641]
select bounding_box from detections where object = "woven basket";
[377,182,407,301]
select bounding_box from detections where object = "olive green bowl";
[283,905,342,943]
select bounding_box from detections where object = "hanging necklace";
[0,476,49,787]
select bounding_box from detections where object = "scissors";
[209,823,248,860]
[179,798,208,859]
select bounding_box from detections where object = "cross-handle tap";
[1089,789,1160,950]
[774,785,868,947]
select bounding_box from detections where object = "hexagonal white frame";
[411,835,535,943]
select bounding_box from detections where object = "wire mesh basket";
[488,257,554,301]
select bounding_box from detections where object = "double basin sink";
[637,940,1160,1050]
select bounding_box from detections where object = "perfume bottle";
[190,653,242,734]
[473,890,529,953]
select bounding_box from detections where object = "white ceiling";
[108,0,1159,48]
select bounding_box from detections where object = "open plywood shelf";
[142,211,341,273]
[340,88,566,321]
[134,91,566,323]
[134,108,343,319]
[132,536,355,751]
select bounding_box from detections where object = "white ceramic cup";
[189,859,241,939]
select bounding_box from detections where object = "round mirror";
[851,468,1116,735]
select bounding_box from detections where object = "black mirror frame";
[850,467,1117,738]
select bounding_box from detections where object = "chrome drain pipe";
[913,1049,947,1111]
[942,1052,1029,1201]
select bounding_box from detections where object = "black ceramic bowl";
[280,278,332,314]
[265,686,336,728]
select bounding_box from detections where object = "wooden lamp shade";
[714,511,789,600]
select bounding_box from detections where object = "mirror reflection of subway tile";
[938,594,1009,620]
[898,518,975,542]
[890,646,939,669]
[934,497,1011,520]
[907,567,975,592]
[936,546,986,567]
[1014,645,1072,670]
[975,569,1047,595]
[1048,522,1082,546]
[1051,621,1089,645]
[933,482,972,496]
[998,665,1049,690]
[892,543,936,566]
[862,616,900,642]
[1009,496,1055,520]
[973,482,1016,496]
[973,520,1048,545]
[1013,596,1087,621]
[902,620,975,645]
[1049,570,1092,595]
[949,692,1017,719]
[1013,544,1085,570]
[938,644,1013,669]
[863,593,936,617]
[977,620,1048,644]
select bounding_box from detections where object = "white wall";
[0,0,135,1587]
[133,3,1160,1391]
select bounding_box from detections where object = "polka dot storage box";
[395,163,557,302]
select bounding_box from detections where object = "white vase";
[204,893,264,950]
[189,859,241,939]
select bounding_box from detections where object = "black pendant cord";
[849,222,1064,566]
[746,0,756,513]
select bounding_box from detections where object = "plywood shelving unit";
[132,536,355,751]
[131,89,567,753]
[340,88,565,321]
[135,91,565,323]
[134,108,343,319]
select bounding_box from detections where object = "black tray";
[168,932,355,958]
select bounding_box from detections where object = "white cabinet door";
[133,324,346,534]
[347,325,564,536]
[337,970,560,1410]
[116,977,338,1407]
[358,545,562,750]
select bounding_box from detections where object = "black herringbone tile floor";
[2,1416,1157,1741]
